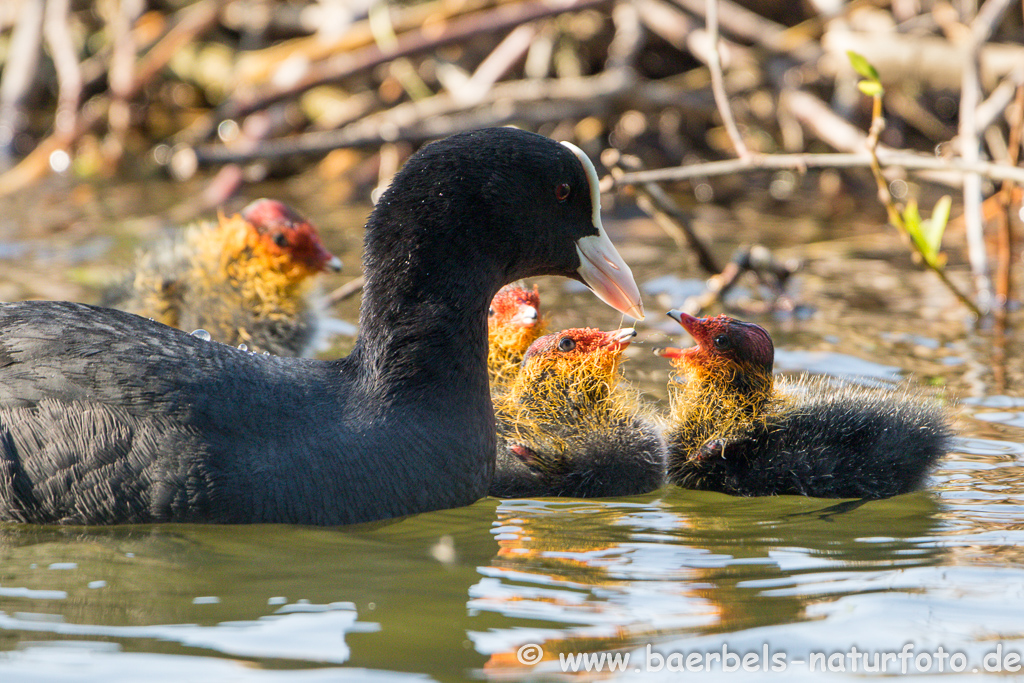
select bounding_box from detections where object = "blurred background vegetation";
[0,0,1021,317]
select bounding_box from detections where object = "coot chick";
[487,283,545,389]
[102,198,342,357]
[658,310,952,499]
[491,327,666,498]
[0,128,644,525]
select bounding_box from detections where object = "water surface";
[0,174,1022,681]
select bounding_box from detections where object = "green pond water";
[0,173,1022,682]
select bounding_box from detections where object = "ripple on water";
[0,645,430,682]
[950,437,1024,458]
[5,197,1024,681]
[0,601,379,664]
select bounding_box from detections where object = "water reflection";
[1,645,421,682]
[4,180,1024,681]
[470,491,944,679]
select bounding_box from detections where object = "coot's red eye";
[555,183,571,202]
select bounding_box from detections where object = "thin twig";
[449,23,539,106]
[960,6,993,313]
[611,151,1024,186]
[705,0,749,159]
[106,0,140,156]
[326,277,366,306]
[368,0,433,102]
[42,0,81,138]
[783,88,967,188]
[993,84,1024,317]
[970,0,1015,44]
[130,0,225,101]
[669,0,795,55]
[682,245,798,315]
[606,2,645,71]
[0,0,44,163]
[231,0,491,86]
[604,149,722,274]
[975,64,1024,133]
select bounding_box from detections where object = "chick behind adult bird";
[488,283,545,390]
[103,198,342,356]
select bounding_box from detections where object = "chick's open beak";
[667,309,701,337]
[608,327,637,349]
[594,327,637,354]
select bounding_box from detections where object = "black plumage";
[0,128,643,525]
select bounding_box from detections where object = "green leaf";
[904,199,922,233]
[857,81,884,97]
[903,197,951,269]
[847,51,880,82]
[903,200,930,259]
[929,197,950,248]
[922,195,951,257]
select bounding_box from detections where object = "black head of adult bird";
[0,127,644,525]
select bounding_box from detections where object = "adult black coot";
[0,128,644,525]
[491,327,666,498]
[658,310,952,499]
[102,198,341,357]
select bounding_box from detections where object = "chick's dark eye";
[713,334,731,350]
[488,307,495,317]
[557,337,576,352]
[555,183,571,202]
[272,232,290,248]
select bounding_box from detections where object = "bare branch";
[611,151,1024,186]
[42,0,81,138]
[187,71,714,166]
[0,0,44,163]
[705,0,749,159]
[182,0,614,144]
[960,7,994,313]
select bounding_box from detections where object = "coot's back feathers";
[0,128,643,525]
